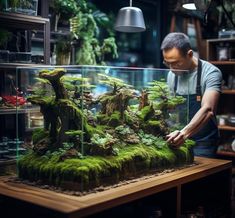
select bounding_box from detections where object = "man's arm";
[166,90,220,148]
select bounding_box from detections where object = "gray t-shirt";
[167,59,222,95]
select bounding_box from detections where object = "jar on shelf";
[216,42,229,61]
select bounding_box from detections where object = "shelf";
[0,63,48,69]
[26,127,42,132]
[0,12,50,64]
[0,106,40,115]
[0,12,49,29]
[207,38,235,43]
[0,159,16,166]
[31,37,57,44]
[218,125,235,131]
[209,61,235,65]
[217,150,235,158]
[222,90,235,94]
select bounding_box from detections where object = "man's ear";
[187,49,193,58]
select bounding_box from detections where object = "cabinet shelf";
[222,90,235,94]
[217,150,235,158]
[0,12,50,64]
[0,12,49,29]
[210,61,235,65]
[218,125,235,131]
[0,63,48,69]
[0,106,40,115]
[207,38,235,43]
[207,38,235,158]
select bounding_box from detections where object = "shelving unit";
[219,125,235,131]
[222,90,235,94]
[0,12,50,64]
[206,38,235,159]
[0,8,50,169]
[0,106,40,115]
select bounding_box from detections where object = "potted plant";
[55,34,72,65]
[69,0,118,65]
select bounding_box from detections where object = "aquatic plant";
[148,80,186,119]
[138,130,167,149]
[115,125,132,135]
[90,133,117,156]
[114,125,140,145]
[27,68,96,153]
[97,74,136,121]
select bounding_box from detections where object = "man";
[161,32,222,158]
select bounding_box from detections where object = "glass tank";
[0,65,193,193]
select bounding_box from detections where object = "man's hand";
[166,90,220,149]
[166,130,186,148]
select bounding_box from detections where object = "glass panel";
[5,0,38,16]
[13,65,191,193]
[0,67,18,168]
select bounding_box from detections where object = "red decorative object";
[2,95,26,106]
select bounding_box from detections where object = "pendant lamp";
[114,0,146,33]
[182,0,197,10]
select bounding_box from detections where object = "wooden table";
[0,157,232,218]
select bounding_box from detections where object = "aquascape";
[18,67,195,192]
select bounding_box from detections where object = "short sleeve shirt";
[167,59,222,95]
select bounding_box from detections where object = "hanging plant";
[51,0,78,31]
[51,0,118,65]
[69,1,118,65]
[55,34,73,65]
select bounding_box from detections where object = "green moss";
[85,123,104,138]
[97,111,121,127]
[147,120,161,126]
[32,129,49,145]
[111,111,120,119]
[139,106,154,121]
[18,140,194,191]
[28,95,55,105]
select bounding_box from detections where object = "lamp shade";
[195,0,212,11]
[182,0,197,10]
[114,6,146,32]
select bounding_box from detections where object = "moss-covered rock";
[18,140,194,192]
[138,106,155,121]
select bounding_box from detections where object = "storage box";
[0,50,9,63]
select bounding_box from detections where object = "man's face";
[163,47,192,75]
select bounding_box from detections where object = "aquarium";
[0,65,194,193]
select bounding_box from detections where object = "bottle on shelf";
[196,206,205,218]
[149,206,163,218]
[216,42,229,61]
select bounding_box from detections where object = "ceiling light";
[114,0,146,33]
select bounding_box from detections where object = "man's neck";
[189,56,198,72]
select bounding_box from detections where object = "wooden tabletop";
[0,157,232,217]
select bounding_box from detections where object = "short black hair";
[161,32,192,56]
